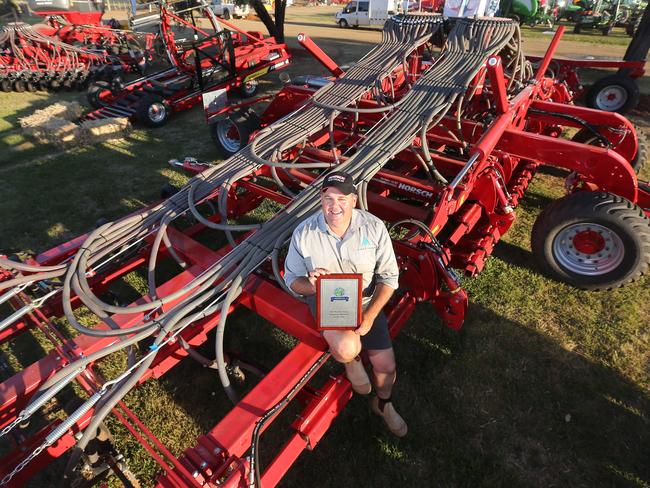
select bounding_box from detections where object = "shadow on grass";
[141,300,649,487]
[492,240,539,274]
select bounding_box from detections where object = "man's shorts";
[305,296,392,351]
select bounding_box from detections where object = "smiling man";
[284,171,406,437]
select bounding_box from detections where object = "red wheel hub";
[572,230,605,254]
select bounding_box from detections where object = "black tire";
[87,81,110,109]
[237,79,258,98]
[223,8,231,19]
[210,108,260,158]
[14,80,25,92]
[136,94,171,128]
[25,81,37,92]
[531,191,650,290]
[573,22,582,34]
[338,19,348,28]
[1,80,12,92]
[601,25,612,35]
[585,74,640,114]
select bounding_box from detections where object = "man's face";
[321,187,357,229]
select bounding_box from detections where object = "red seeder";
[0,17,648,488]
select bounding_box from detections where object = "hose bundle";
[0,15,521,479]
[0,23,105,91]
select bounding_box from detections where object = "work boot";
[370,395,408,437]
[344,357,372,395]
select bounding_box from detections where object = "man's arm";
[356,283,394,336]
[289,268,330,296]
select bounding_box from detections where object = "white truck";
[335,0,396,28]
[209,0,250,19]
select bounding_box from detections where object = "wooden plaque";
[316,273,362,331]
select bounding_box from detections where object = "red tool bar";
[496,129,638,203]
[297,33,344,77]
[535,26,565,82]
[203,342,327,459]
[262,376,352,487]
[486,56,508,114]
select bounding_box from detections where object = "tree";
[248,0,287,43]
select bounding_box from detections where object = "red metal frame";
[84,1,291,124]
[1,20,649,488]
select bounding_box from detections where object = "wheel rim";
[216,120,241,154]
[595,85,627,111]
[242,81,257,96]
[148,102,167,123]
[553,223,624,275]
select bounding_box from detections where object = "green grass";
[0,14,649,488]
[520,22,633,47]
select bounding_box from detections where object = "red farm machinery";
[82,0,290,126]
[0,14,649,488]
[0,0,157,92]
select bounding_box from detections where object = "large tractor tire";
[532,191,650,290]
[136,94,171,128]
[210,108,260,158]
[585,74,640,114]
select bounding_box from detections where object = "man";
[284,171,407,437]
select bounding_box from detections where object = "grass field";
[0,10,649,488]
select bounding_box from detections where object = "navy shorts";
[305,296,392,351]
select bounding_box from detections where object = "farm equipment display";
[0,14,649,488]
[0,22,113,92]
[573,0,626,34]
[83,0,290,127]
[0,0,155,93]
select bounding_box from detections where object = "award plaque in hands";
[316,273,362,331]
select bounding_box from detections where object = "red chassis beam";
[0,201,437,487]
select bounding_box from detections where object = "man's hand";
[355,313,375,336]
[307,267,330,291]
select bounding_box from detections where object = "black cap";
[321,171,356,195]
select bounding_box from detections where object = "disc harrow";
[0,23,107,92]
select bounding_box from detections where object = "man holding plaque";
[284,171,407,437]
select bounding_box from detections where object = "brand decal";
[375,177,433,199]
[397,182,434,199]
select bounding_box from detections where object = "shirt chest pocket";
[349,246,376,274]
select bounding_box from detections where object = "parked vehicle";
[335,0,396,28]
[210,0,250,19]
[500,0,559,27]
[623,0,647,34]
[573,0,626,34]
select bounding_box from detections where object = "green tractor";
[573,0,627,34]
[500,0,560,27]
